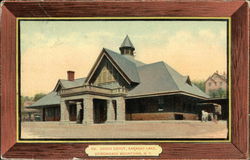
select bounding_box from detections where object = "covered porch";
[59,85,127,124]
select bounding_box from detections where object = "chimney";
[67,71,75,81]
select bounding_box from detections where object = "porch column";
[82,95,93,125]
[76,102,82,123]
[107,99,115,123]
[116,97,125,122]
[60,100,69,121]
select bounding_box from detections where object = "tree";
[192,80,206,92]
[20,95,33,107]
[209,88,227,98]
[33,93,46,102]
[20,95,33,112]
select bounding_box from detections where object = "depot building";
[28,36,209,124]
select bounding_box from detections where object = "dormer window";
[186,76,192,86]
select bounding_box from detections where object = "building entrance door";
[69,104,77,121]
[93,99,107,123]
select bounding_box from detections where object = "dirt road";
[21,120,228,139]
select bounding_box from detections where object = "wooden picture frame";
[1,0,249,159]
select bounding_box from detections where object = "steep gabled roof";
[104,48,140,83]
[54,78,86,91]
[127,62,178,96]
[120,35,135,49]
[60,78,86,88]
[127,62,209,99]
[164,62,209,98]
[30,78,86,108]
[85,48,141,84]
[27,91,60,108]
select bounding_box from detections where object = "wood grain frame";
[1,0,249,159]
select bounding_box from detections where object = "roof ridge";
[103,48,134,65]
[124,57,145,67]
[137,61,163,68]
[103,48,140,83]
[74,77,86,80]
[60,77,86,82]
[163,62,209,98]
[104,48,145,67]
[161,62,180,90]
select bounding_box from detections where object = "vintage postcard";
[19,19,229,140]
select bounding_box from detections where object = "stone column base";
[106,120,115,123]
[76,120,82,124]
[59,120,70,124]
[82,120,94,125]
[114,120,125,124]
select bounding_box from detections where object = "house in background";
[28,35,209,124]
[205,71,227,95]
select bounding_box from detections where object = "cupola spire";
[119,35,135,56]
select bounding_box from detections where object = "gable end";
[85,49,133,87]
[53,80,65,92]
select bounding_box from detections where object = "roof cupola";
[119,35,135,56]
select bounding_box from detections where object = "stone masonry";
[60,94,126,124]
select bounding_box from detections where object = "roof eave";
[126,91,209,100]
[27,104,60,108]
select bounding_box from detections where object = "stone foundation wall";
[126,112,198,120]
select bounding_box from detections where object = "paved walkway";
[21,120,228,139]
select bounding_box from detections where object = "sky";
[20,20,227,97]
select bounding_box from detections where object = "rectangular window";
[113,100,117,120]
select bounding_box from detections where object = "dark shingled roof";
[127,62,209,98]
[29,78,86,108]
[28,91,60,108]
[104,48,140,83]
[120,35,135,49]
[103,48,208,98]
[60,78,86,89]
[123,55,145,67]
[163,62,209,98]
